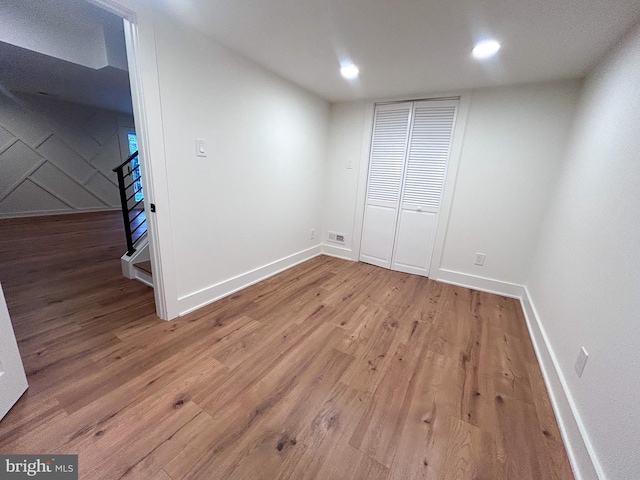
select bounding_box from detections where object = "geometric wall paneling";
[0,141,45,198]
[16,93,103,160]
[84,110,118,146]
[36,135,96,184]
[0,125,16,151]
[45,121,102,162]
[0,91,134,217]
[0,95,52,147]
[85,171,121,207]
[30,162,107,209]
[89,134,121,184]
[0,179,71,215]
[67,102,99,126]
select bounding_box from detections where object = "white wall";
[322,101,368,257]
[438,81,581,286]
[527,24,640,480]
[0,92,134,217]
[321,80,581,287]
[150,9,329,313]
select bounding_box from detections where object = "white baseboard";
[177,245,322,316]
[520,287,601,480]
[433,268,600,479]
[433,268,524,298]
[321,244,355,261]
[0,207,120,219]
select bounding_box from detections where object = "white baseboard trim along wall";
[177,245,322,316]
[433,268,523,299]
[321,244,355,261]
[432,267,599,480]
[0,206,120,219]
[520,287,601,480]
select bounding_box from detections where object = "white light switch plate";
[575,346,589,377]
[196,138,207,157]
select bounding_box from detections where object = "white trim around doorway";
[87,0,179,320]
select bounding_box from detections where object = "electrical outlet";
[474,253,486,266]
[310,229,315,240]
[574,347,589,377]
[347,156,353,169]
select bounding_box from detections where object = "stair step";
[134,260,152,275]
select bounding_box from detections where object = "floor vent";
[327,231,346,244]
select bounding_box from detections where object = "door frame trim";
[87,0,179,319]
[352,91,472,278]
[426,94,471,278]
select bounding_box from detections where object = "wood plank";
[277,384,389,480]
[388,350,449,480]
[0,212,575,480]
[185,337,354,479]
[443,417,500,480]
[349,319,434,467]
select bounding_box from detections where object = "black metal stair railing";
[112,150,146,255]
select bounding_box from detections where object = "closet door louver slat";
[365,104,412,208]
[401,104,457,213]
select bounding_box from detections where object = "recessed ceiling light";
[472,40,501,59]
[340,64,359,80]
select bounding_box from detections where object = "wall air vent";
[327,231,346,245]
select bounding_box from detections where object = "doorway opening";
[0,0,162,417]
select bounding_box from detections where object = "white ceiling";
[0,40,133,113]
[0,0,132,113]
[2,0,639,111]
[158,0,640,102]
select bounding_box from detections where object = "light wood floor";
[0,212,574,479]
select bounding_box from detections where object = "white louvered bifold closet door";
[359,102,412,269]
[360,99,458,276]
[391,99,458,275]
